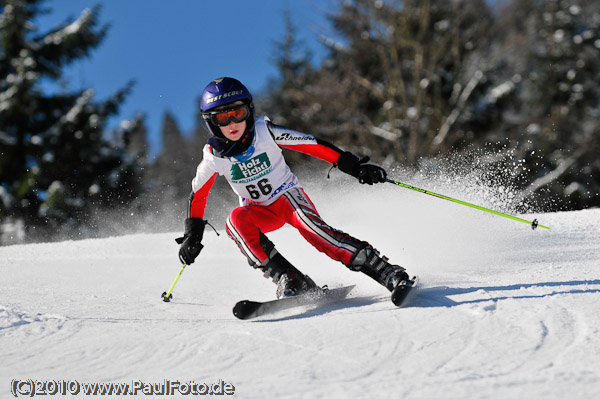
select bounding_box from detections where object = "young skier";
[177,77,410,300]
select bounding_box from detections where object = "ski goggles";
[203,104,250,126]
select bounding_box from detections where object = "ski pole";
[161,263,187,302]
[386,178,550,230]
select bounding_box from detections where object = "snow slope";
[2,182,599,399]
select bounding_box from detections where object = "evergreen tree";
[259,11,321,168]
[0,0,143,244]
[264,12,315,131]
[494,0,600,210]
[261,0,599,210]
[150,111,191,204]
[125,113,149,166]
[319,0,498,165]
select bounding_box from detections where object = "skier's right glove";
[336,151,387,185]
[175,217,206,264]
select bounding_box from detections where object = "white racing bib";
[195,117,299,206]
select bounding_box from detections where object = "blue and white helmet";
[200,77,255,139]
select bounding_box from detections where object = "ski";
[233,285,355,320]
[391,276,418,306]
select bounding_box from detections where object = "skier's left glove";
[337,151,387,185]
[175,218,206,264]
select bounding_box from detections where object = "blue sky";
[35,0,336,157]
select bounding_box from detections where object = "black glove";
[175,218,206,264]
[337,151,387,185]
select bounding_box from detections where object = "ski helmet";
[200,77,255,139]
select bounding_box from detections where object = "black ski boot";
[349,245,410,292]
[276,271,317,299]
[259,249,317,299]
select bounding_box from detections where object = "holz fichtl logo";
[230,153,271,183]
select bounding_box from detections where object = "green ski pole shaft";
[386,179,550,230]
[161,263,187,302]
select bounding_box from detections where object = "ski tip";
[233,300,261,320]
[232,300,249,319]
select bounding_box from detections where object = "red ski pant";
[226,187,366,267]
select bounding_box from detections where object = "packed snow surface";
[2,183,599,398]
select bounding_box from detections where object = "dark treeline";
[1,0,599,245]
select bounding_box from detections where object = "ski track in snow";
[1,185,599,399]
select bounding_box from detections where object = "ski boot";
[276,271,318,299]
[259,249,318,299]
[350,245,410,292]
